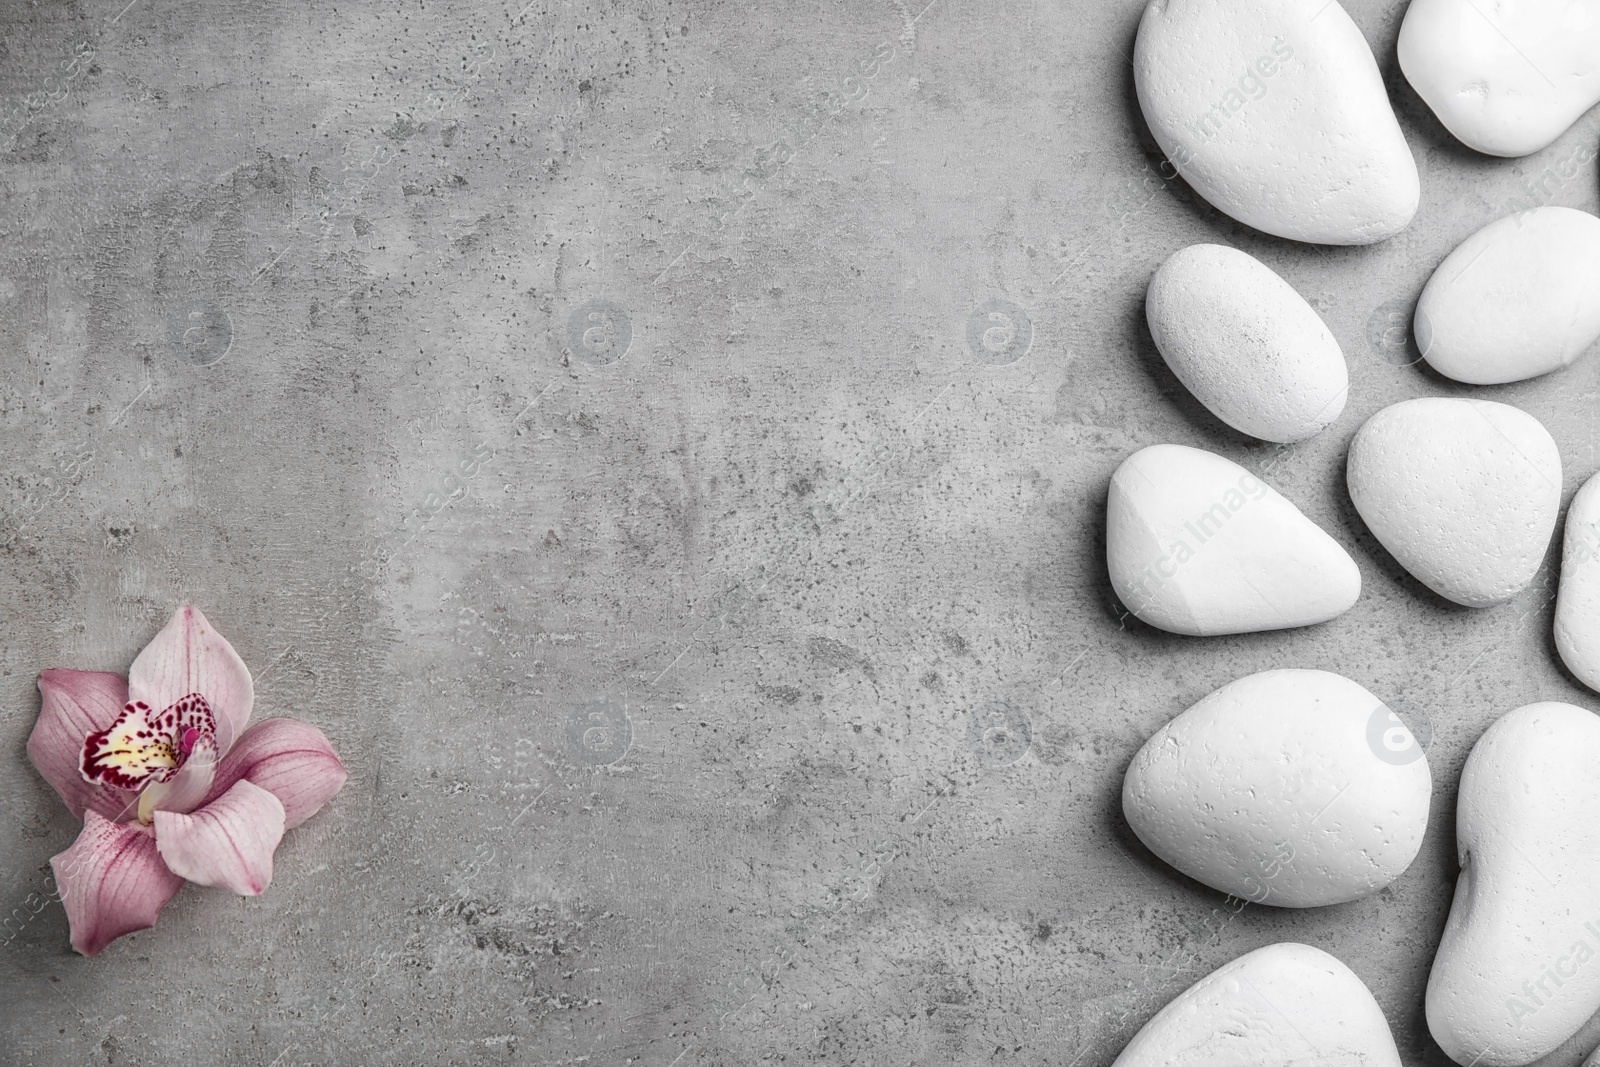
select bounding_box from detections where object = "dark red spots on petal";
[79,693,217,789]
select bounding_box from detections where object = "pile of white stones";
[1105,2,1600,1066]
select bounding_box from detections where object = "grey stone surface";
[1,0,1598,1064]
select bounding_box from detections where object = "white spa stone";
[1133,0,1419,245]
[1416,208,1600,384]
[1123,669,1430,907]
[1347,399,1561,607]
[1107,444,1361,635]
[1555,470,1600,693]
[1426,702,1600,1067]
[1399,0,1600,158]
[1112,942,1403,1067]
[1147,244,1348,441]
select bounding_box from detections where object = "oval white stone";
[1426,702,1600,1066]
[1147,244,1348,442]
[1347,399,1561,607]
[1134,0,1419,245]
[1108,444,1361,635]
[1112,942,1403,1067]
[1399,0,1600,158]
[1417,208,1600,384]
[1556,470,1600,693]
[1124,669,1431,907]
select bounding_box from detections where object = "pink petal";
[154,780,285,896]
[137,733,219,822]
[205,718,347,829]
[30,670,139,822]
[51,811,185,956]
[128,604,254,754]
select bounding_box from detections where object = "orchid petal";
[137,733,220,823]
[128,604,254,753]
[206,718,347,829]
[30,670,138,822]
[51,811,185,956]
[154,780,285,896]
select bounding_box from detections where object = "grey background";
[2,0,1598,1064]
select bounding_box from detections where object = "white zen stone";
[1347,399,1561,607]
[1426,702,1600,1067]
[1556,471,1600,693]
[1147,244,1348,442]
[1417,208,1600,384]
[1134,0,1419,245]
[1399,0,1600,157]
[1113,943,1403,1067]
[1124,669,1431,907]
[1108,444,1361,635]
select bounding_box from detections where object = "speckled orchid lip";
[26,604,348,955]
[80,693,218,796]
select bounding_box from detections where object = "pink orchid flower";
[26,604,346,956]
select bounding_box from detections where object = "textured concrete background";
[3,0,1600,1063]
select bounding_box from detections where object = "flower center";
[80,693,218,795]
